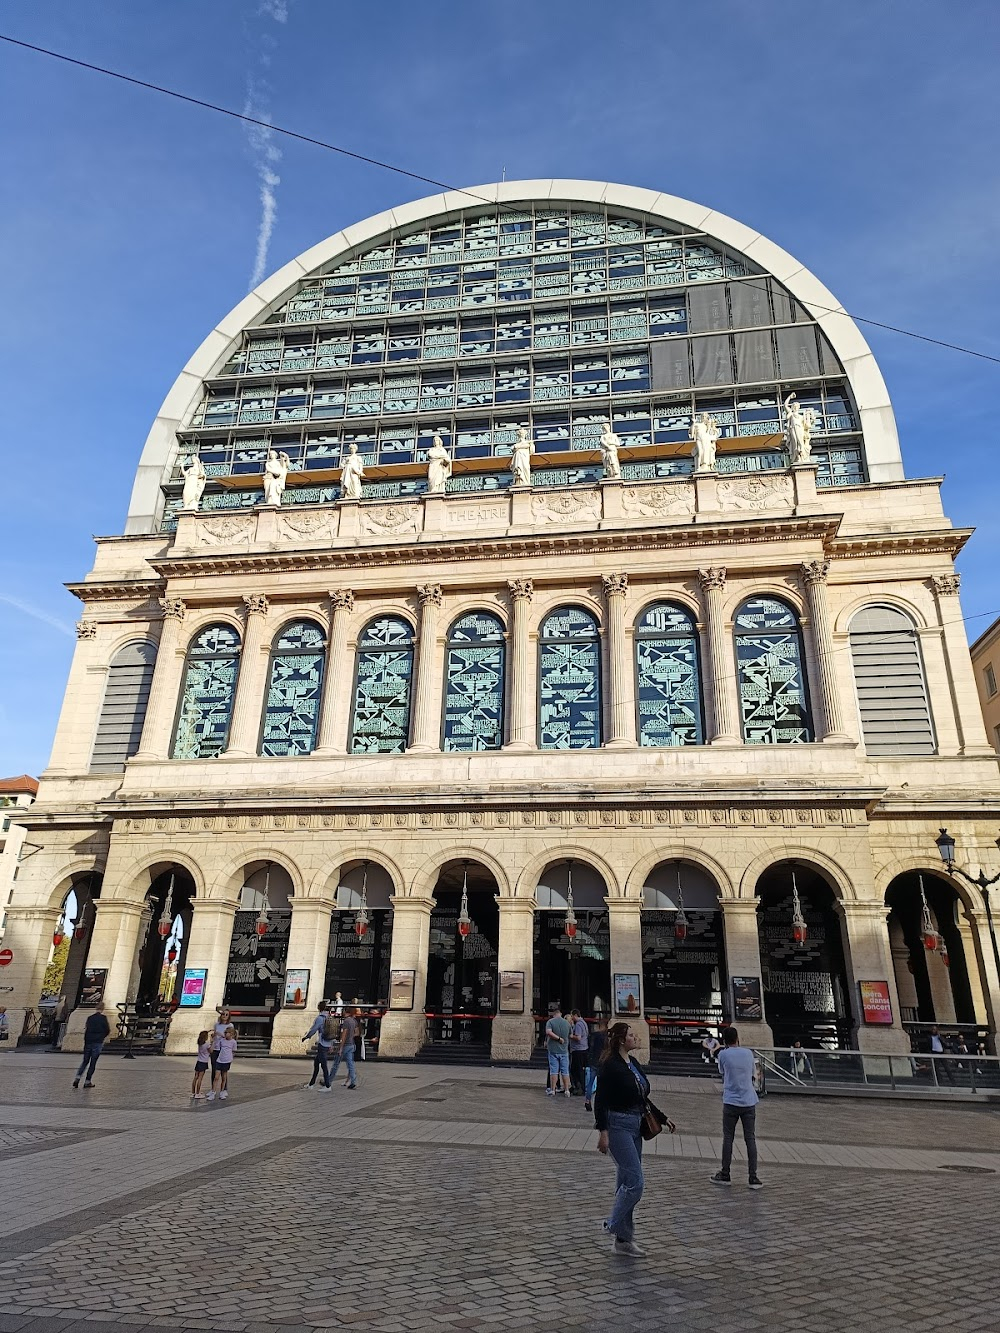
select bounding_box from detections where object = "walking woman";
[594,1021,673,1257]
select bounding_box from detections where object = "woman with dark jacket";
[594,1021,673,1257]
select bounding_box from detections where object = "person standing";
[710,1026,763,1188]
[585,1018,607,1112]
[595,1021,672,1257]
[545,1004,571,1098]
[192,1030,211,1099]
[329,1007,358,1089]
[0,1005,9,1047]
[207,1026,237,1101]
[568,1009,589,1096]
[72,1003,111,1089]
[301,1001,336,1090]
[210,1007,234,1079]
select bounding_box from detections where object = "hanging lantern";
[564,859,578,939]
[167,945,178,965]
[157,872,175,939]
[52,924,65,949]
[458,860,472,938]
[73,914,88,942]
[791,868,808,946]
[255,863,271,938]
[354,861,370,938]
[919,874,939,952]
[674,862,688,941]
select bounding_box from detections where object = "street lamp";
[458,860,472,939]
[673,861,688,942]
[354,861,370,939]
[790,867,808,946]
[934,827,1000,984]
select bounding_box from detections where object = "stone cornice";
[827,528,973,560]
[66,580,164,604]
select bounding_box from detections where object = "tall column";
[133,597,187,760]
[0,904,61,1046]
[931,573,994,755]
[801,560,851,741]
[224,594,271,756]
[504,578,536,751]
[46,620,104,774]
[491,897,536,1062]
[837,902,910,1054]
[269,896,337,1055]
[315,589,354,754]
[603,573,636,748]
[698,568,741,746]
[963,905,1000,1051]
[606,898,648,1061]
[164,897,239,1053]
[377,895,435,1057]
[62,897,148,1051]
[408,584,444,753]
[718,896,775,1048]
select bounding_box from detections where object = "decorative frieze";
[199,515,254,546]
[717,475,794,510]
[622,482,694,518]
[359,503,421,536]
[531,489,601,524]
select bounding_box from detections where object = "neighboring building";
[5,181,1000,1064]
[970,617,1000,753]
[0,776,38,940]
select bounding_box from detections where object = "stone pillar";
[408,584,443,753]
[63,897,148,1051]
[164,897,239,1054]
[133,597,187,760]
[963,905,1000,1051]
[45,621,103,773]
[800,560,852,742]
[603,573,636,748]
[377,895,435,1057]
[931,573,994,755]
[224,594,271,756]
[0,904,61,1046]
[958,908,988,1026]
[504,578,536,751]
[718,897,775,1048]
[837,902,910,1054]
[315,589,354,754]
[269,896,337,1055]
[606,899,648,1061]
[491,897,536,1062]
[698,568,741,746]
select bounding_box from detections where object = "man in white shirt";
[710,1026,763,1189]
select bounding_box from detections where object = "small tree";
[42,937,70,998]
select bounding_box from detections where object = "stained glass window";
[539,607,601,749]
[443,611,506,751]
[734,597,813,744]
[172,624,241,759]
[260,620,326,756]
[635,604,704,747]
[349,616,414,753]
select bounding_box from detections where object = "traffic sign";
[0,948,13,966]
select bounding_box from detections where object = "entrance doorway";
[533,860,610,1022]
[426,860,499,1046]
[222,862,292,1051]
[886,871,979,1026]
[326,860,394,1006]
[136,867,195,1012]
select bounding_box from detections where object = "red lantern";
[458,859,472,938]
[354,913,369,939]
[792,921,808,945]
[167,946,178,965]
[923,929,939,952]
[674,909,689,942]
[157,918,172,939]
[52,930,64,948]
[74,924,87,941]
[566,918,578,939]
[458,916,472,939]
[255,915,269,938]
[790,869,807,946]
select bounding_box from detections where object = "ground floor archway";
[532,859,610,1022]
[426,859,500,1046]
[325,859,395,1006]
[886,870,981,1029]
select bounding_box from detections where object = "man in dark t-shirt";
[73,1004,111,1089]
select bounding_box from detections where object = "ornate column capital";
[801,559,831,587]
[328,588,355,612]
[417,583,443,607]
[931,573,961,597]
[698,566,727,592]
[602,572,629,598]
[242,593,269,618]
[75,620,98,640]
[158,596,186,621]
[507,578,534,603]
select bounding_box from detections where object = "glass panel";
[172,625,241,759]
[260,621,326,757]
[635,603,703,747]
[734,598,813,744]
[539,607,601,749]
[442,611,506,752]
[349,616,414,754]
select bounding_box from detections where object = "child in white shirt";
[207,1027,238,1101]
[192,1030,211,1099]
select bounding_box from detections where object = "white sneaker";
[206,1092,216,1101]
[613,1240,646,1257]
[303,1082,316,1089]
[319,1085,333,1093]
[219,1090,228,1100]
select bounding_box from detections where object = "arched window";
[634,603,704,747]
[443,611,506,751]
[90,640,157,771]
[172,624,241,759]
[539,606,601,749]
[850,605,935,755]
[349,615,415,753]
[260,620,327,756]
[734,596,813,743]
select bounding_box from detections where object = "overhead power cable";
[3,32,1000,368]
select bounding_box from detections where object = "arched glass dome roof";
[126,181,902,534]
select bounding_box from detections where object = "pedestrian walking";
[206,1025,237,1101]
[595,1021,673,1257]
[72,1003,111,1088]
[545,1003,571,1097]
[585,1017,606,1111]
[301,1001,337,1089]
[328,1008,359,1089]
[210,1007,235,1078]
[568,1009,589,1096]
[710,1026,763,1189]
[0,1005,9,1046]
[192,1030,211,1099]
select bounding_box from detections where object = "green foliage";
[41,937,70,998]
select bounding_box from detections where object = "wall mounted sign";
[731,975,763,1021]
[614,973,641,1015]
[179,968,208,1008]
[389,969,415,1011]
[78,968,108,1008]
[284,968,310,1009]
[499,971,525,1014]
[859,979,894,1025]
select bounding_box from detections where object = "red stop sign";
[0,948,13,966]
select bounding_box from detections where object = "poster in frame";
[389,969,416,1011]
[78,968,108,1008]
[859,979,894,1025]
[498,971,525,1014]
[179,968,208,1008]
[731,975,763,1021]
[283,968,310,1009]
[613,973,641,1015]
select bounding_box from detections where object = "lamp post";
[934,828,1000,987]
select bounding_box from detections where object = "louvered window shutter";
[850,607,935,755]
[90,641,157,770]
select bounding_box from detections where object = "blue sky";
[1,1,999,775]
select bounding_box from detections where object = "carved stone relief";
[531,489,601,524]
[717,476,794,510]
[278,511,332,541]
[198,515,256,545]
[359,503,421,536]
[622,482,695,518]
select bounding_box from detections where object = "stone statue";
[426,433,452,494]
[262,449,291,506]
[510,427,534,486]
[783,393,818,464]
[180,455,207,511]
[340,442,365,501]
[690,412,720,471]
[599,419,621,480]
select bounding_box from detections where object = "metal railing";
[753,1046,1000,1095]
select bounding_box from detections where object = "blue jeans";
[721,1104,758,1177]
[585,1065,598,1101]
[310,1046,332,1087]
[330,1044,356,1085]
[76,1044,103,1081]
[605,1110,644,1242]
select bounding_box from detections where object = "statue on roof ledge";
[180,454,207,511]
[510,426,534,486]
[426,433,452,494]
[340,442,365,501]
[262,449,292,506]
[599,419,621,480]
[783,393,819,464]
[690,412,720,472]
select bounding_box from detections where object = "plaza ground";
[1,1053,999,1333]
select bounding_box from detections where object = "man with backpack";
[300,1001,338,1090]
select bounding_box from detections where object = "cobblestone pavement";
[0,1051,998,1332]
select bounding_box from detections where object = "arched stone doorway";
[327,859,394,1006]
[51,874,103,1008]
[756,862,852,1047]
[135,866,196,1013]
[886,870,984,1030]
[221,862,293,1051]
[532,860,610,1024]
[426,859,500,1047]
